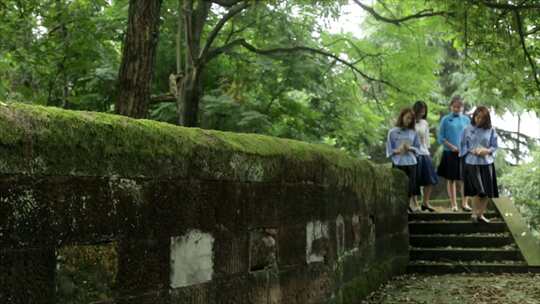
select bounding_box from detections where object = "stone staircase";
[407,200,540,274]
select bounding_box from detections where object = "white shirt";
[415,119,430,155]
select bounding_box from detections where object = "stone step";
[409,221,507,234]
[409,212,499,222]
[407,261,540,274]
[427,199,497,211]
[410,234,515,248]
[410,248,524,262]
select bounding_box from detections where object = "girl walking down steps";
[459,106,499,223]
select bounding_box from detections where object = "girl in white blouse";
[413,101,439,212]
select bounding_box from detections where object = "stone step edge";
[410,234,511,238]
[407,263,540,274]
[410,248,520,252]
[409,221,506,224]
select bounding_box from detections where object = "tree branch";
[199,1,249,63]
[207,38,402,91]
[323,37,384,60]
[238,39,402,92]
[526,25,540,36]
[353,0,452,26]
[150,93,176,103]
[514,10,540,91]
[210,0,243,7]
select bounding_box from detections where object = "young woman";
[460,106,499,223]
[437,96,472,212]
[413,101,438,212]
[386,108,421,212]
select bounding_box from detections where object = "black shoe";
[421,204,436,212]
[408,206,414,213]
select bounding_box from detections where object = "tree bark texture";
[176,0,210,126]
[116,0,163,118]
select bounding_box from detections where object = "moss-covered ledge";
[0,103,395,187]
[0,103,410,304]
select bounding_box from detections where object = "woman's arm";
[437,117,446,145]
[408,131,421,154]
[438,117,458,151]
[459,128,470,158]
[386,130,398,157]
[479,129,498,156]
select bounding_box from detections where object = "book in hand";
[397,139,412,154]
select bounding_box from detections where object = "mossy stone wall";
[0,103,409,304]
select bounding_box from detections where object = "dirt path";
[362,273,540,304]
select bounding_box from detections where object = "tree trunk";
[176,0,210,126]
[116,0,163,118]
[177,68,202,127]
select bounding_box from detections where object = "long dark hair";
[413,100,427,121]
[471,106,492,129]
[396,108,416,129]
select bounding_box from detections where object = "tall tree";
[174,0,395,127]
[176,0,250,126]
[115,0,163,118]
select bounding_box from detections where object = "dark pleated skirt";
[393,164,421,197]
[463,163,499,198]
[417,154,439,186]
[437,150,463,181]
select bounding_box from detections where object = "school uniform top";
[415,119,431,156]
[459,125,498,165]
[386,127,421,166]
[437,113,470,151]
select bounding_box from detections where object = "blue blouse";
[437,113,470,151]
[386,127,420,166]
[459,125,498,165]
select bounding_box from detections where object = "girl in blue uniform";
[437,96,472,212]
[386,108,421,212]
[413,101,438,212]
[459,106,499,223]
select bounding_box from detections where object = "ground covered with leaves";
[362,273,540,304]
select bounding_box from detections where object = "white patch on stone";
[351,214,361,247]
[336,215,345,257]
[229,154,265,181]
[306,220,329,264]
[170,230,214,288]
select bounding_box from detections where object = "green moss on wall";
[0,103,389,188]
[331,255,408,304]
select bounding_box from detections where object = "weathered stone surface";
[0,103,410,303]
[56,243,118,303]
[0,247,55,304]
[249,229,278,271]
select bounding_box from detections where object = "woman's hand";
[402,143,411,152]
[472,147,490,156]
[445,140,458,153]
[477,148,490,157]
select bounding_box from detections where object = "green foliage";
[500,148,540,230]
[1,0,538,162]
[434,0,540,111]
[0,0,126,110]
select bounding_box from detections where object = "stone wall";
[0,103,409,304]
